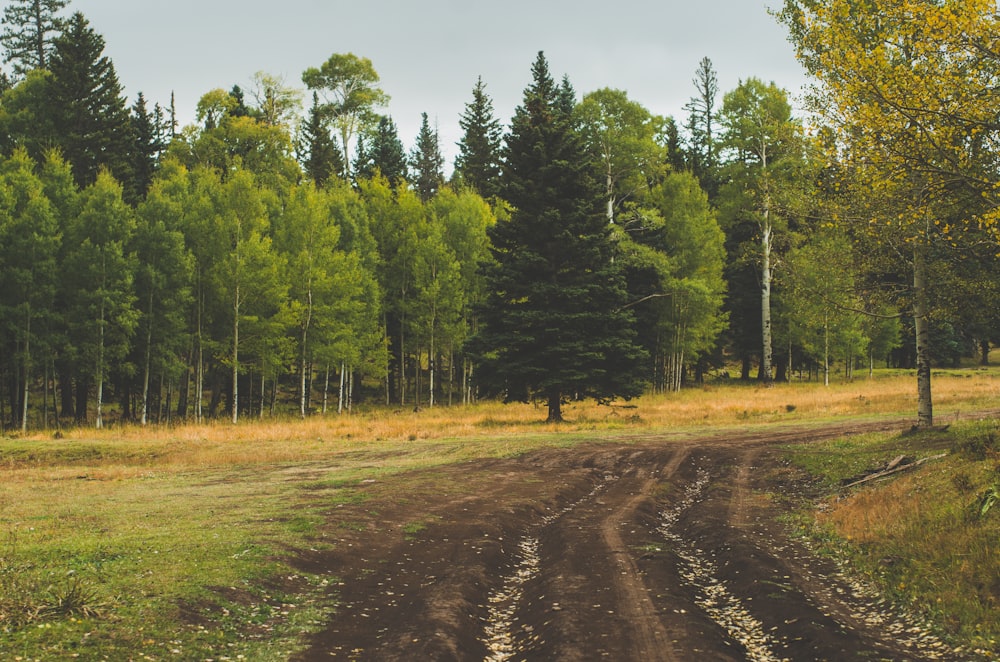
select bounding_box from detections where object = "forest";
[0,0,997,430]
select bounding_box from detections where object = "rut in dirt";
[292,428,978,661]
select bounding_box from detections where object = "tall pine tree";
[354,115,407,186]
[409,112,444,202]
[0,0,68,77]
[126,92,163,204]
[297,92,344,188]
[454,76,503,199]
[47,12,131,188]
[471,52,647,422]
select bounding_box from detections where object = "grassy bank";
[784,420,1000,658]
[1,368,997,659]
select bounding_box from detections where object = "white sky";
[69,0,808,167]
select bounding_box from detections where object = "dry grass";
[7,369,996,471]
[797,419,1000,653]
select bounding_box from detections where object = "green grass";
[0,463,345,660]
[783,420,1000,657]
[1,372,998,660]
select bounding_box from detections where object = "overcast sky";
[70,0,808,166]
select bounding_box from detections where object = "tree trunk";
[429,327,436,409]
[338,362,346,415]
[606,170,615,223]
[259,369,266,420]
[141,289,154,426]
[322,364,330,415]
[50,358,59,430]
[913,244,933,428]
[787,330,793,383]
[21,311,30,433]
[448,347,454,407]
[96,296,105,430]
[546,391,563,423]
[760,219,774,383]
[347,368,354,413]
[232,285,240,424]
[823,314,830,387]
[195,287,204,423]
[299,290,312,419]
[58,361,74,420]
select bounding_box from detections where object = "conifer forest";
[0,0,998,429]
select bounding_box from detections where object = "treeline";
[0,1,996,429]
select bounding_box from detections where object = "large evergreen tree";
[410,112,444,202]
[297,92,344,188]
[471,52,647,422]
[354,115,407,186]
[125,92,163,204]
[683,57,720,198]
[454,76,503,200]
[47,12,131,188]
[0,0,68,78]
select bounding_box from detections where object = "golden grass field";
[8,368,998,472]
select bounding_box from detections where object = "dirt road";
[291,419,977,661]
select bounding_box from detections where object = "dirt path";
[290,418,981,661]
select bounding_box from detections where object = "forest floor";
[287,417,987,661]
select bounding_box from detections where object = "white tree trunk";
[823,314,830,387]
[141,289,154,426]
[760,220,774,383]
[322,364,330,415]
[20,311,30,434]
[299,290,313,419]
[914,243,933,427]
[232,284,240,424]
[338,361,346,415]
[96,295,105,430]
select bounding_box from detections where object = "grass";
[783,419,1000,657]
[0,368,998,659]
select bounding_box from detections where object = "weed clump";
[951,429,998,461]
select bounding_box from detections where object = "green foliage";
[619,171,727,391]
[409,112,444,202]
[63,170,139,427]
[575,87,667,223]
[0,0,68,76]
[454,76,503,200]
[302,52,389,179]
[472,52,647,421]
[354,115,407,187]
[47,12,132,188]
[297,92,344,188]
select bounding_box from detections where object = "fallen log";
[841,453,948,490]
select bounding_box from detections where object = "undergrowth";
[784,419,1000,657]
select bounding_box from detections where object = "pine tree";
[297,92,344,188]
[354,115,407,186]
[409,112,444,202]
[126,92,163,204]
[47,12,131,188]
[683,57,720,198]
[471,52,647,422]
[454,77,502,199]
[0,0,69,78]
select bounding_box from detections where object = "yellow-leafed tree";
[779,0,1000,427]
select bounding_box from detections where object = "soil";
[288,417,985,661]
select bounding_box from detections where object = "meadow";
[1,368,998,659]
